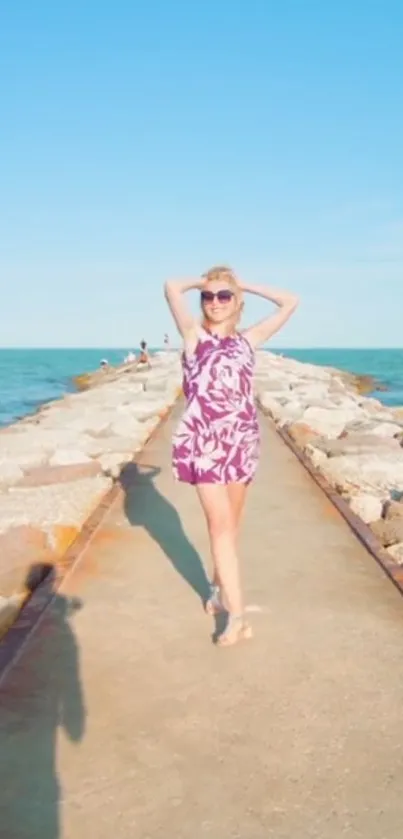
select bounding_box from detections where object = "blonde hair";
[202,265,238,288]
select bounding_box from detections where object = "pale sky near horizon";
[1,1,402,348]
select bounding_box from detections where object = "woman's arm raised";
[241,283,299,348]
[164,279,202,339]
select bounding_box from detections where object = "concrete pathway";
[2,403,403,839]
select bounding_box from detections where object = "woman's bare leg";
[227,482,248,534]
[196,484,243,617]
[209,483,247,589]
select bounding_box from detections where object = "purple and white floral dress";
[172,329,260,484]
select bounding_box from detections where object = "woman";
[164,266,299,646]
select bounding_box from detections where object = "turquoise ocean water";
[0,347,402,428]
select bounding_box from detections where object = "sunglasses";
[200,289,234,303]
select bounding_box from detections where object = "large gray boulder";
[371,518,403,547]
[296,406,365,439]
[348,494,384,524]
[319,451,403,495]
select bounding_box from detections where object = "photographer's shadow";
[0,565,86,839]
[120,462,210,603]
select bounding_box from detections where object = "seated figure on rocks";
[138,340,151,369]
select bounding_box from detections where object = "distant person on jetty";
[138,340,151,368]
[163,333,170,350]
[165,266,299,646]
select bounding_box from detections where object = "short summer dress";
[172,328,260,484]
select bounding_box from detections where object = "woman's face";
[201,280,241,327]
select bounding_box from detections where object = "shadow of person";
[120,462,211,604]
[0,564,86,839]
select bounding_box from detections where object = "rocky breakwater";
[0,352,182,636]
[255,352,403,565]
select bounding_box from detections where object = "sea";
[0,347,402,429]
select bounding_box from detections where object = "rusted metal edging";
[275,420,403,598]
[0,401,178,683]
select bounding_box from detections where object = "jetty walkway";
[1,402,403,838]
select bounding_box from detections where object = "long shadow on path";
[121,462,211,604]
[0,567,86,839]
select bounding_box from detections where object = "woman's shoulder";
[238,330,256,355]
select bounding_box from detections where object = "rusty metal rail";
[276,421,403,597]
[0,405,175,684]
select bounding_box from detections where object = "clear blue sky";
[1,0,402,348]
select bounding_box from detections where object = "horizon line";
[1,345,403,352]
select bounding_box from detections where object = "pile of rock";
[255,351,403,563]
[0,352,182,617]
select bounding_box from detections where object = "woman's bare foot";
[204,584,224,616]
[216,615,253,647]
